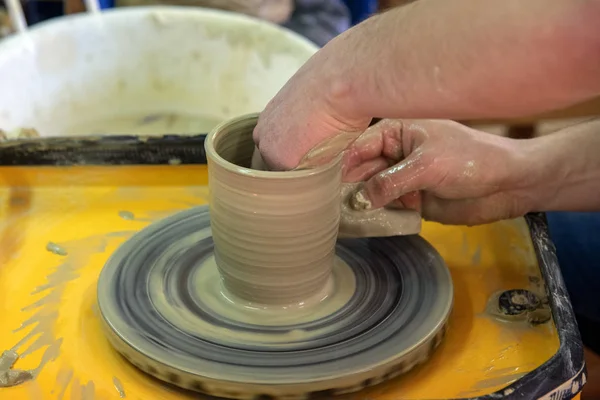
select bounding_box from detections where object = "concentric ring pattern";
[97,206,453,400]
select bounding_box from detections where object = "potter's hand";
[251,48,372,171]
[253,0,600,171]
[343,119,539,226]
[347,118,600,225]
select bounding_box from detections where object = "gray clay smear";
[0,350,34,387]
[112,376,126,398]
[46,242,68,256]
[118,211,136,221]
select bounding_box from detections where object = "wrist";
[490,135,547,207]
[507,137,562,212]
[514,121,600,212]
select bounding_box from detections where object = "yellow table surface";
[0,165,565,399]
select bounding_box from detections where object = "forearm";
[325,0,600,120]
[525,119,600,212]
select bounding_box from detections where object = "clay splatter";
[4,236,110,396]
[0,350,33,387]
[81,380,95,400]
[112,376,126,398]
[56,363,96,399]
[30,338,62,375]
[46,242,68,256]
[0,338,61,388]
[30,259,79,295]
[54,368,74,400]
[118,211,135,220]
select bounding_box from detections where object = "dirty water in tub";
[63,112,222,136]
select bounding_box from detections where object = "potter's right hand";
[343,119,538,226]
[251,45,372,171]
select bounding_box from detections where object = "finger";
[351,152,432,210]
[342,119,404,173]
[296,131,362,170]
[342,127,385,173]
[422,192,528,226]
[344,157,389,182]
[388,191,423,213]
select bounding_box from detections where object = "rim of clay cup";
[205,113,343,179]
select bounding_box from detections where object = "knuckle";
[368,172,397,201]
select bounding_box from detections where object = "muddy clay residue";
[118,211,136,221]
[0,350,33,387]
[0,338,62,387]
[55,368,74,399]
[112,376,126,398]
[339,182,421,238]
[46,242,68,256]
[0,234,133,396]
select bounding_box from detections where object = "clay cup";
[205,113,421,307]
[205,113,342,306]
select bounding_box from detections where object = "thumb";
[350,153,433,210]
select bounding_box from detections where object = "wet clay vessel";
[207,114,422,304]
[206,115,341,305]
[97,114,453,400]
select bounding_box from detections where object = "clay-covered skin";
[206,115,341,306]
[294,129,423,237]
[339,182,421,238]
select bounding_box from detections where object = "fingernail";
[350,189,372,211]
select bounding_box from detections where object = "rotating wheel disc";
[97,206,453,400]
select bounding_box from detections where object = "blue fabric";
[22,1,63,25]
[343,0,378,25]
[547,212,600,323]
[98,0,115,10]
[284,0,351,47]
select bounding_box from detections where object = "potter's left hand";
[342,119,538,226]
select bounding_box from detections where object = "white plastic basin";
[0,6,317,137]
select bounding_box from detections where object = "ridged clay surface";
[97,114,450,400]
[97,206,453,400]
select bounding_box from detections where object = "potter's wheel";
[97,206,453,400]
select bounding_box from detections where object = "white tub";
[0,6,317,137]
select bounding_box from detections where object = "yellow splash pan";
[0,135,586,400]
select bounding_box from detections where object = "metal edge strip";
[0,135,208,165]
[460,212,585,400]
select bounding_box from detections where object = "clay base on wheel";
[97,206,453,400]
